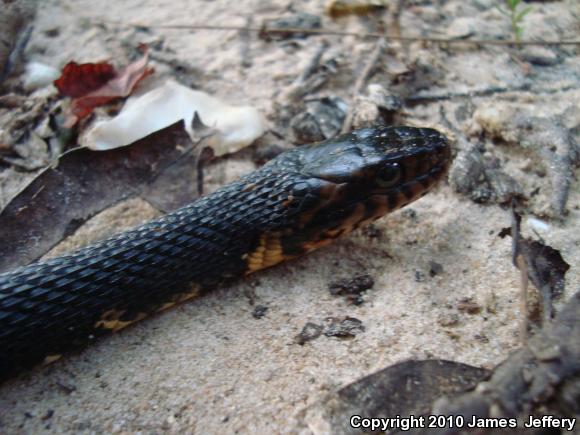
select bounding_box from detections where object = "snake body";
[0,126,450,381]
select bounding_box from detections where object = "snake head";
[282,126,451,251]
[299,126,450,192]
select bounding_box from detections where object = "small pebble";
[290,97,347,144]
[323,316,365,338]
[446,17,476,39]
[296,322,323,345]
[527,217,550,233]
[252,305,268,319]
[520,46,560,67]
[329,274,374,305]
[429,261,444,277]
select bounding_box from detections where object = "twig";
[341,38,387,133]
[239,16,253,68]
[281,39,330,102]
[511,204,529,343]
[389,0,404,40]
[405,83,578,105]
[98,21,580,46]
[386,0,411,75]
[516,255,529,343]
[196,146,213,196]
[298,39,329,83]
[539,130,575,218]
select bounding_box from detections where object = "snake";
[0,125,450,381]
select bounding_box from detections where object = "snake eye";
[376,163,401,187]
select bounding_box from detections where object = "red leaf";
[54,62,116,98]
[57,45,153,127]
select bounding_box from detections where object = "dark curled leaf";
[0,121,199,273]
[517,239,569,298]
[511,207,570,324]
[304,360,489,434]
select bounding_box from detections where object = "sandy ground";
[0,0,579,434]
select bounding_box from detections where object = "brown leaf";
[0,120,200,273]
[304,360,489,434]
[518,239,570,299]
[510,207,570,330]
[54,61,116,98]
[59,45,153,127]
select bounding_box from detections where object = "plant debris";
[303,360,490,434]
[296,322,324,345]
[0,121,201,273]
[447,118,524,205]
[55,45,153,126]
[323,316,365,339]
[83,79,266,155]
[350,84,403,129]
[325,0,387,19]
[474,105,579,217]
[456,297,482,315]
[279,40,341,103]
[328,274,374,305]
[418,288,580,435]
[290,96,347,144]
[509,207,570,339]
[54,61,116,98]
[0,0,37,83]
[341,38,387,133]
[259,12,322,41]
[0,0,579,432]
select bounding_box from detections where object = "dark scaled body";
[0,126,450,381]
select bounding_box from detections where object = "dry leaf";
[54,61,115,98]
[83,79,266,156]
[0,121,199,273]
[54,45,153,127]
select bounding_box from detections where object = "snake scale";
[0,126,450,381]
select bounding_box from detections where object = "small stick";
[239,16,253,68]
[389,0,404,39]
[510,202,528,343]
[281,39,330,102]
[516,254,529,343]
[297,39,329,83]
[341,38,387,133]
[99,21,580,46]
[405,83,578,105]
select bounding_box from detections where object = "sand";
[0,0,578,433]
